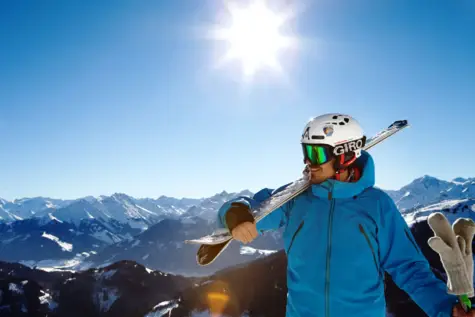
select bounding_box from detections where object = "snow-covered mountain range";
[0,174,474,276]
[0,190,255,270]
[0,193,200,226]
[386,175,475,212]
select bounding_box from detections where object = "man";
[216,113,473,317]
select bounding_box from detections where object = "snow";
[240,246,278,256]
[392,175,475,212]
[181,217,197,224]
[20,256,84,272]
[199,280,214,287]
[48,213,63,223]
[135,204,155,215]
[404,199,475,226]
[1,235,23,245]
[41,232,73,252]
[145,300,179,317]
[9,283,23,294]
[39,290,58,310]
[95,288,120,312]
[12,214,23,221]
[101,269,117,280]
[91,230,123,244]
[45,201,56,209]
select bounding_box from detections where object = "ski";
[186,119,410,266]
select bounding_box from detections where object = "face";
[304,158,337,184]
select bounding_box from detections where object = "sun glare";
[209,0,298,79]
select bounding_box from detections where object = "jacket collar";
[310,150,375,199]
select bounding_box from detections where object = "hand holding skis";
[226,202,259,244]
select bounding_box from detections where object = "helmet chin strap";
[333,152,357,181]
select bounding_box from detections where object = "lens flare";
[206,291,230,316]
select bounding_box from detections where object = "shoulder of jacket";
[357,186,397,210]
[362,186,391,199]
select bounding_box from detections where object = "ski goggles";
[302,144,334,165]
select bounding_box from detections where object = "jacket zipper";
[287,220,304,255]
[325,186,335,317]
[359,224,380,275]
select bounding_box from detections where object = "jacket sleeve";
[378,192,458,317]
[217,183,293,235]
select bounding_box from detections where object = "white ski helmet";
[301,113,366,163]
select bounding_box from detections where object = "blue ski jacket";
[217,150,458,317]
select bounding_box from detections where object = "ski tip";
[388,120,409,129]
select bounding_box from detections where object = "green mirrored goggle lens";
[303,144,332,165]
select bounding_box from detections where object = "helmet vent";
[312,135,325,140]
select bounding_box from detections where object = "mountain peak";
[420,174,439,181]
[111,193,132,200]
[452,177,470,184]
[408,175,446,187]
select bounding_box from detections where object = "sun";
[208,0,298,79]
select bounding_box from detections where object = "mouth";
[307,166,322,173]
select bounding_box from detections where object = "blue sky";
[0,0,474,200]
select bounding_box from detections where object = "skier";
[216,113,474,317]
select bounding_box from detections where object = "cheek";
[322,161,335,174]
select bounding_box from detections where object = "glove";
[453,218,475,297]
[225,202,255,232]
[428,212,473,296]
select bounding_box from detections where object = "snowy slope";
[0,217,141,264]
[49,195,158,230]
[403,198,475,226]
[387,175,453,211]
[181,190,254,221]
[0,197,71,221]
